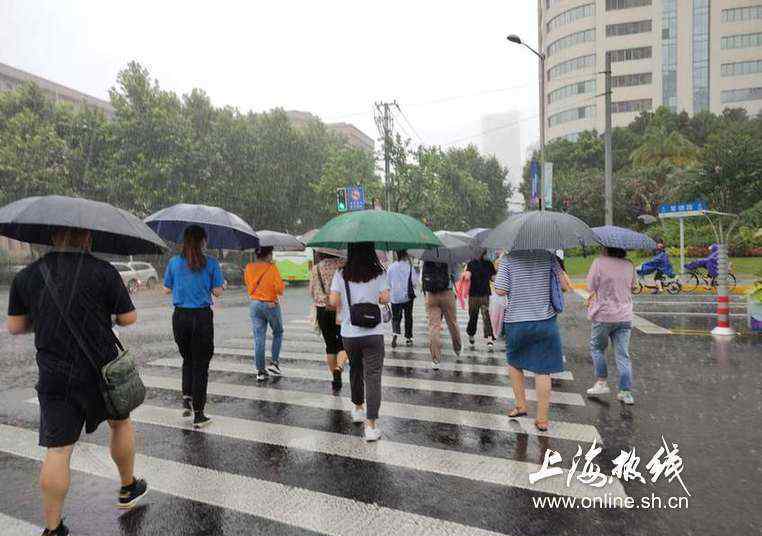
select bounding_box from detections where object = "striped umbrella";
[482,211,596,251]
[592,226,657,251]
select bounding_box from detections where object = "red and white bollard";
[711,243,736,337]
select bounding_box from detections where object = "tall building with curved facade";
[539,0,762,143]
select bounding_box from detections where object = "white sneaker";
[617,390,635,405]
[351,407,365,423]
[586,382,611,396]
[364,425,382,442]
[432,359,440,370]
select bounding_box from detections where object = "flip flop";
[508,408,527,418]
[534,420,549,432]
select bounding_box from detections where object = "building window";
[547,4,595,33]
[551,131,583,143]
[606,0,651,11]
[548,105,596,127]
[722,5,762,22]
[612,72,653,87]
[611,98,653,113]
[662,0,678,111]
[608,46,652,62]
[721,87,762,103]
[606,19,652,37]
[547,29,596,57]
[721,59,762,77]
[693,0,710,113]
[545,0,565,9]
[548,79,596,104]
[547,54,596,80]
[721,32,762,49]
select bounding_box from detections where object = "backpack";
[422,261,450,293]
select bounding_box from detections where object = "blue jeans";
[250,300,284,371]
[590,322,632,390]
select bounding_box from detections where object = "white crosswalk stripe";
[141,375,600,443]
[215,347,575,380]
[150,358,586,406]
[37,402,618,500]
[0,513,40,536]
[0,424,507,536]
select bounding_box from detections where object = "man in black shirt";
[6,227,148,536]
[464,251,497,351]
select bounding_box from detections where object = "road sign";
[346,185,366,211]
[336,188,348,213]
[657,200,707,219]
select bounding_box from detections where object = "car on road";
[220,262,244,286]
[111,262,141,293]
[127,261,160,289]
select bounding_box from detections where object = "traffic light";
[336,188,348,213]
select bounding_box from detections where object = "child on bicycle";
[637,240,675,294]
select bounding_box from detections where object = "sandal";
[534,419,549,432]
[508,407,527,419]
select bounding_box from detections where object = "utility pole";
[374,101,396,211]
[604,51,614,226]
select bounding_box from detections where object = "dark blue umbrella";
[145,203,259,250]
[592,225,657,251]
[0,195,167,255]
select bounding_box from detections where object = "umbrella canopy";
[465,227,491,245]
[0,195,167,255]
[482,211,596,251]
[307,210,442,251]
[144,203,259,250]
[411,231,482,264]
[255,230,305,251]
[592,226,657,251]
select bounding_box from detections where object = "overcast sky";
[0,0,540,155]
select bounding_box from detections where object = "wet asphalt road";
[0,285,760,536]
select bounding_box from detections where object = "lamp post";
[507,34,546,211]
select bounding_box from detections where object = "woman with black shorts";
[309,251,347,390]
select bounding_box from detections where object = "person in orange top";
[244,246,286,381]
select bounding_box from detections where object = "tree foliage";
[0,61,510,236]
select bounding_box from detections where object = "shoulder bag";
[343,276,382,328]
[315,264,335,311]
[40,263,145,419]
[406,261,416,301]
[550,259,565,314]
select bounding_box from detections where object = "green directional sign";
[336,188,348,213]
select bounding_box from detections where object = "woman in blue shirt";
[163,225,224,429]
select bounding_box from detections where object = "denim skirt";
[505,316,564,374]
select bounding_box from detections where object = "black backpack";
[422,261,450,293]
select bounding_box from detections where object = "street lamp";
[507,34,546,211]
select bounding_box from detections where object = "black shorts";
[316,306,343,355]
[36,377,115,448]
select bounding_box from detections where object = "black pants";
[172,307,214,413]
[467,295,493,339]
[391,300,414,339]
[316,306,343,355]
[343,335,385,420]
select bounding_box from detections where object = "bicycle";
[681,267,737,293]
[632,271,682,295]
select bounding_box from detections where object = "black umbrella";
[144,203,259,250]
[483,210,597,251]
[0,195,167,255]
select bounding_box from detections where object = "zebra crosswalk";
[0,305,625,535]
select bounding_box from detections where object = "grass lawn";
[564,255,762,279]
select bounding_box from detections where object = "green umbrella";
[307,210,442,251]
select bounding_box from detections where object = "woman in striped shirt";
[494,250,568,431]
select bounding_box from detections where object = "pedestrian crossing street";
[0,307,628,535]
